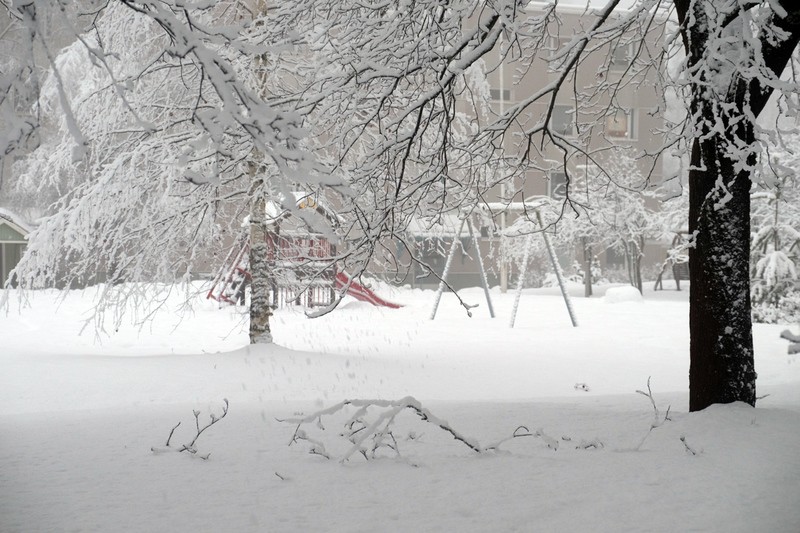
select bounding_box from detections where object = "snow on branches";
[281,396,583,464]
[5,0,323,327]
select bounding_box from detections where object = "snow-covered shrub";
[604,285,644,304]
[752,250,797,306]
[751,149,800,320]
[542,271,581,288]
[752,289,800,325]
[600,265,632,284]
[570,257,606,285]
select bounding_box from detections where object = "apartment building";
[394,4,669,291]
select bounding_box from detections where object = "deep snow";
[1,281,799,532]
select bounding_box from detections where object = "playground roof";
[264,192,344,236]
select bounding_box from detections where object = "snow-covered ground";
[2,281,799,532]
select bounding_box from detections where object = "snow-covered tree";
[3,1,322,342]
[4,0,800,411]
[555,153,666,294]
[596,155,664,293]
[674,0,800,410]
[751,131,800,320]
[269,0,800,411]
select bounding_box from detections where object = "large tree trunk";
[676,0,800,412]
[688,128,756,411]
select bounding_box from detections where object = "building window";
[548,36,577,66]
[490,88,512,102]
[605,109,635,139]
[610,43,632,71]
[549,171,568,199]
[551,105,574,137]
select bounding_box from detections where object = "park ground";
[1,281,799,532]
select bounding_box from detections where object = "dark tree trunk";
[688,129,756,411]
[675,0,800,411]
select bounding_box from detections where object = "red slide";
[335,272,402,309]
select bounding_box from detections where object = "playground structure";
[207,193,400,310]
[429,197,578,328]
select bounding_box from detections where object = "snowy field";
[2,281,800,532]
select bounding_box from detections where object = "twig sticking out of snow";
[636,377,671,427]
[634,377,671,451]
[151,399,229,460]
[680,435,698,456]
[165,421,181,447]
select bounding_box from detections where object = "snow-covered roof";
[406,197,553,238]
[264,192,342,225]
[480,195,552,213]
[526,0,641,15]
[406,212,464,238]
[0,207,33,236]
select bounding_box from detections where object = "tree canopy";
[3,0,800,410]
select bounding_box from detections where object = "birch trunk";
[249,174,273,344]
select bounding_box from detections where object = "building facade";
[394,5,670,291]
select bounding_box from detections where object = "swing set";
[429,196,578,328]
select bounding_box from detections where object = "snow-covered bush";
[604,285,644,304]
[600,265,631,285]
[753,251,797,302]
[569,257,606,286]
[751,142,800,320]
[752,289,800,325]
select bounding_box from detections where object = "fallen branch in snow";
[151,399,229,460]
[280,397,554,463]
[634,377,671,451]
[575,438,604,450]
[483,425,560,451]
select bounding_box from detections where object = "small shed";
[0,208,31,287]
